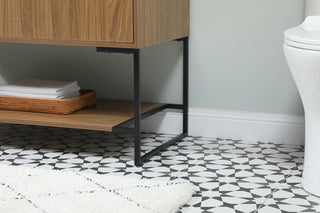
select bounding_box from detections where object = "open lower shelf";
[0,99,163,132]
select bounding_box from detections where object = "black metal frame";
[96,36,189,166]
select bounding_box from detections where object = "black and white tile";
[0,123,318,212]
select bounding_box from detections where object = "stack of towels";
[0,79,81,99]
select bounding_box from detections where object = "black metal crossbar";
[96,37,189,166]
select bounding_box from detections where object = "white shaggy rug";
[0,165,195,213]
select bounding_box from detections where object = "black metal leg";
[133,49,142,166]
[97,36,189,166]
[183,37,189,135]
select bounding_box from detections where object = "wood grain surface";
[0,0,133,43]
[136,0,190,48]
[0,0,189,48]
[0,100,163,131]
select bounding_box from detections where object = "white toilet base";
[284,44,320,197]
[301,117,320,197]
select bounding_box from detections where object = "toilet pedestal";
[302,114,320,196]
[284,44,320,196]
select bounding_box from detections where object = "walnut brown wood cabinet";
[0,0,190,166]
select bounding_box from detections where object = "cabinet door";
[0,0,133,43]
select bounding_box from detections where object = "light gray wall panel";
[0,0,306,116]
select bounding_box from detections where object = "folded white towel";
[0,79,81,96]
[0,90,80,99]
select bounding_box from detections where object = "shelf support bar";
[183,37,189,135]
[133,49,142,166]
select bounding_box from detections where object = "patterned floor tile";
[0,123,318,212]
[256,165,320,212]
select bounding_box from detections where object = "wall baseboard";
[141,108,305,145]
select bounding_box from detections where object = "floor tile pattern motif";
[0,123,318,213]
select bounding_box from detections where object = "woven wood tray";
[0,89,96,114]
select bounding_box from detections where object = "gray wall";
[0,0,306,116]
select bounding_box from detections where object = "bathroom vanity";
[0,0,190,166]
[0,0,189,48]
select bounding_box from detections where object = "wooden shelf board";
[0,99,163,132]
